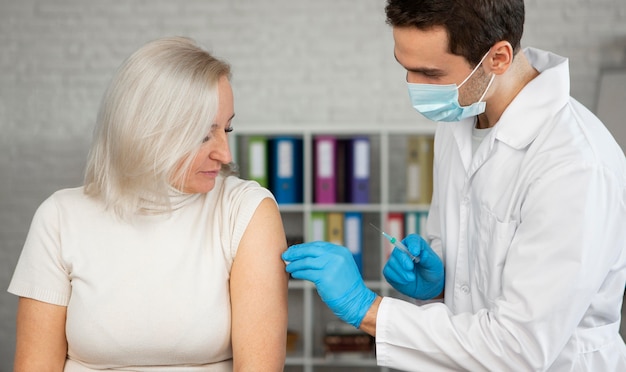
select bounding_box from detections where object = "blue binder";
[269,136,303,204]
[344,212,363,274]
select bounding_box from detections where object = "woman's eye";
[202,124,232,143]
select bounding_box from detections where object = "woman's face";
[175,75,234,194]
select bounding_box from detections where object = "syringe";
[369,223,420,263]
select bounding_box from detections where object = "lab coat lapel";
[494,48,570,152]
[449,118,475,173]
[460,47,571,181]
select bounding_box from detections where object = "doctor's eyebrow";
[394,53,446,77]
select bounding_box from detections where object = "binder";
[269,136,302,204]
[417,136,434,204]
[247,136,268,188]
[405,211,428,236]
[405,135,434,204]
[385,212,405,258]
[405,136,420,204]
[314,136,337,204]
[405,211,418,236]
[347,137,370,204]
[310,212,327,242]
[326,212,344,246]
[335,139,348,203]
[344,212,363,274]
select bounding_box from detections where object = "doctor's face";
[393,25,492,106]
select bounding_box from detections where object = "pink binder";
[314,136,337,204]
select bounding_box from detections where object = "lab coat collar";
[493,47,571,150]
[446,48,571,173]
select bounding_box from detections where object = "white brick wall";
[1,0,625,368]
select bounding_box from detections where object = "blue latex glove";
[282,241,377,328]
[382,234,444,300]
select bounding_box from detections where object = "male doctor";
[282,0,626,370]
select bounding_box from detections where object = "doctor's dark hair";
[385,0,525,66]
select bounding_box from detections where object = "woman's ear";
[487,41,514,75]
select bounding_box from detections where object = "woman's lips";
[199,169,220,177]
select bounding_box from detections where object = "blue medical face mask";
[407,51,495,122]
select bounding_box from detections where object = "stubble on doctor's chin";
[458,68,491,107]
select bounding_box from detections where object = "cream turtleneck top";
[8,175,274,371]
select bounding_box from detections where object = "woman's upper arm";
[230,197,288,371]
[14,297,67,372]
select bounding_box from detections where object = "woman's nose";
[210,132,233,164]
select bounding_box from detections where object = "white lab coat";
[376,48,626,371]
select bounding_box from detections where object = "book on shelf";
[286,329,299,354]
[326,212,344,246]
[269,136,302,204]
[314,135,337,204]
[247,136,269,188]
[314,135,371,205]
[406,135,434,204]
[286,235,304,247]
[385,212,405,258]
[405,210,428,237]
[344,212,363,274]
[324,321,374,358]
[310,212,327,242]
[335,139,348,203]
[347,136,370,204]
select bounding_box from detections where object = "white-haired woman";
[9,36,288,371]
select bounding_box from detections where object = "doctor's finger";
[416,246,442,271]
[402,234,428,256]
[283,241,341,261]
[288,268,324,282]
[285,256,328,274]
[383,260,415,283]
[389,247,416,271]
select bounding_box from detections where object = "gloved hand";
[282,241,377,328]
[383,234,444,300]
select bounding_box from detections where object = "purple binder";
[348,137,370,204]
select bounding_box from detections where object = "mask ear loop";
[458,50,491,88]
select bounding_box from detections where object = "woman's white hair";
[84,36,233,219]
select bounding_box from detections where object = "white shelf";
[232,125,434,372]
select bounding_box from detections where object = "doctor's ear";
[486,41,514,75]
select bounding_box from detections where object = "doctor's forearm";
[359,296,382,336]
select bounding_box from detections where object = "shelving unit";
[230,124,435,372]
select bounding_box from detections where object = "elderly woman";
[9,36,288,371]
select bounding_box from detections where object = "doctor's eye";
[202,135,210,143]
[225,126,234,134]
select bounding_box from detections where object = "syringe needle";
[368,223,420,263]
[368,222,384,234]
